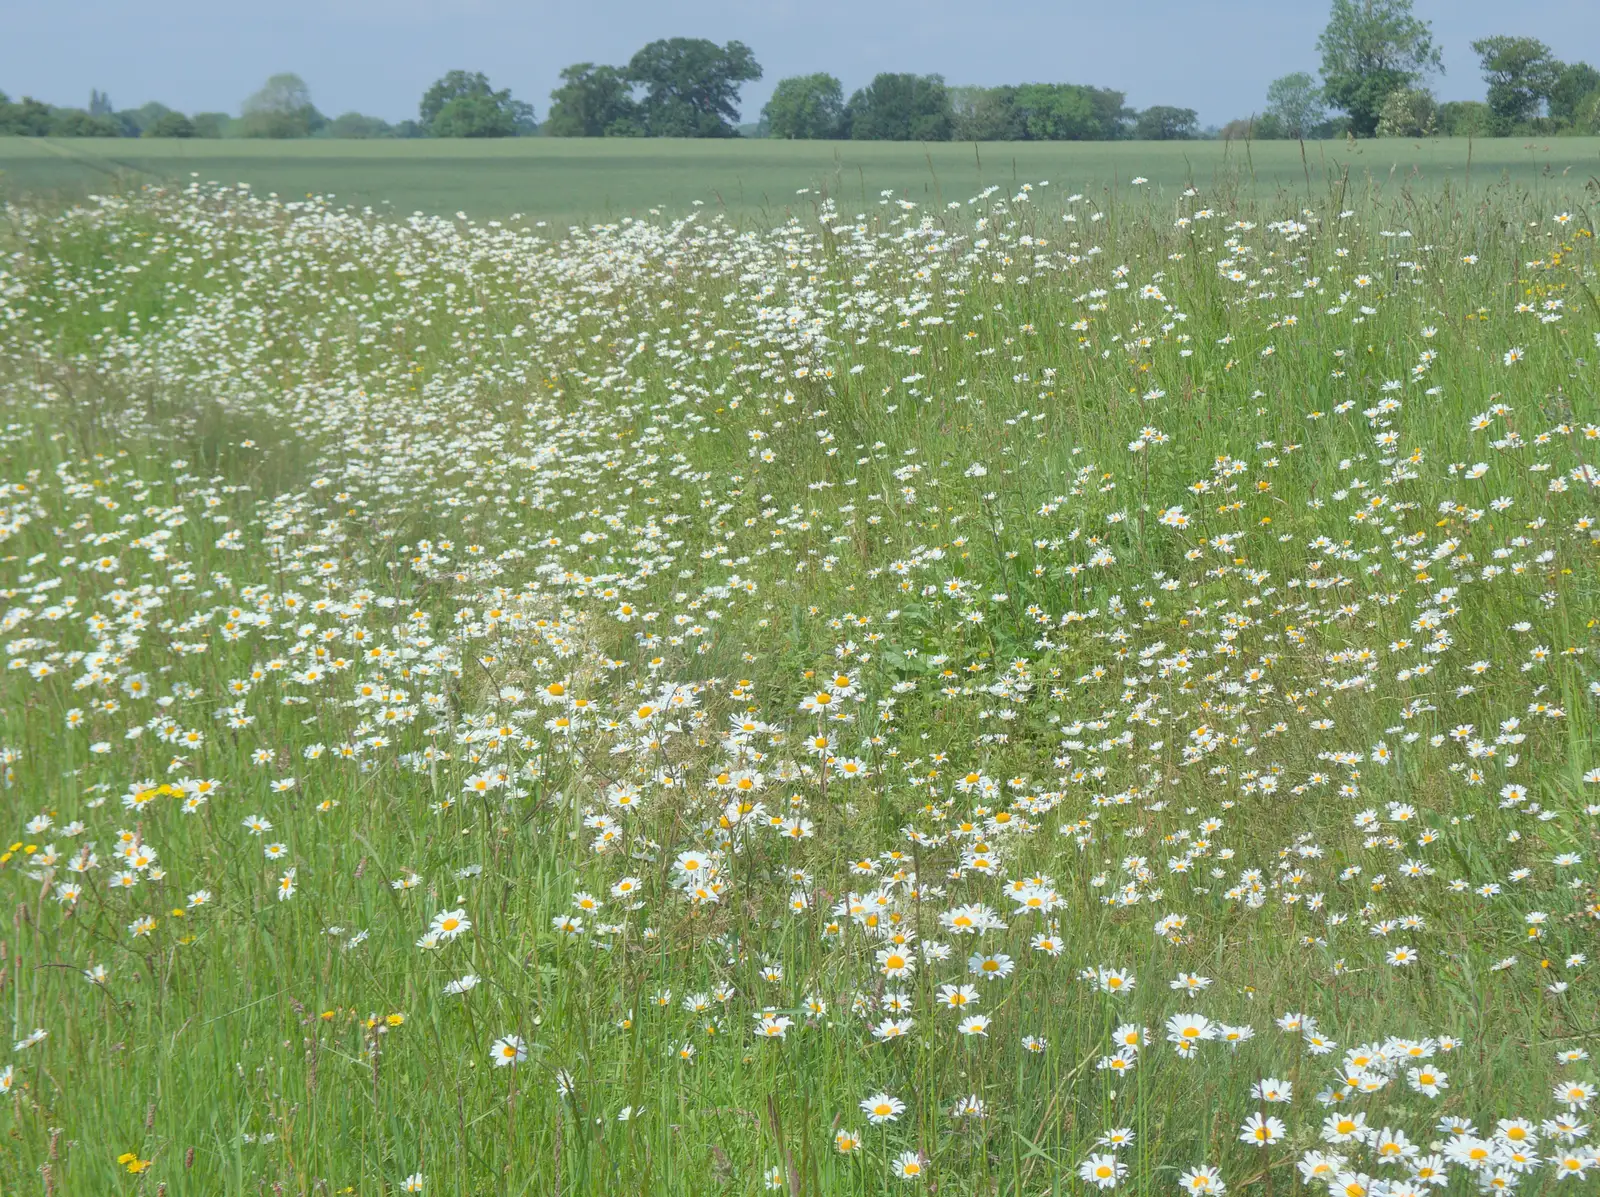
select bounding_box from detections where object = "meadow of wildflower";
[2,134,1599,226]
[0,161,1598,1197]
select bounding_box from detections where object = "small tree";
[762,74,844,139]
[1436,100,1491,137]
[1264,72,1328,138]
[1133,105,1199,140]
[545,64,641,136]
[1472,36,1559,130]
[1317,0,1442,137]
[1374,86,1436,136]
[240,73,323,138]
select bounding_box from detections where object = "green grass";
[2,134,1599,227]
[0,163,1598,1196]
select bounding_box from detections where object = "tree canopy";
[1133,105,1199,140]
[325,112,394,139]
[843,74,953,141]
[1017,85,1130,140]
[948,87,1022,140]
[1264,72,1328,138]
[545,64,641,137]
[1374,86,1436,136]
[1548,61,1600,127]
[761,73,844,139]
[43,107,120,137]
[947,84,1131,141]
[624,39,761,137]
[239,73,323,138]
[419,71,534,137]
[144,111,196,138]
[1317,0,1442,136]
[1472,37,1559,129]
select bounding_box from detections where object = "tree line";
[1230,4,1600,140]
[4,4,1598,142]
[0,70,537,141]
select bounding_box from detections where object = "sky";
[4,0,1597,128]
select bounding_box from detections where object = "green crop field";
[2,135,1599,227]
[1,145,1600,1197]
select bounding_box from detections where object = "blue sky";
[4,0,1596,127]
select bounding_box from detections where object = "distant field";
[3,135,1598,225]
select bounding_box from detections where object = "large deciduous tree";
[625,38,761,137]
[1316,0,1441,137]
[1471,37,1559,130]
